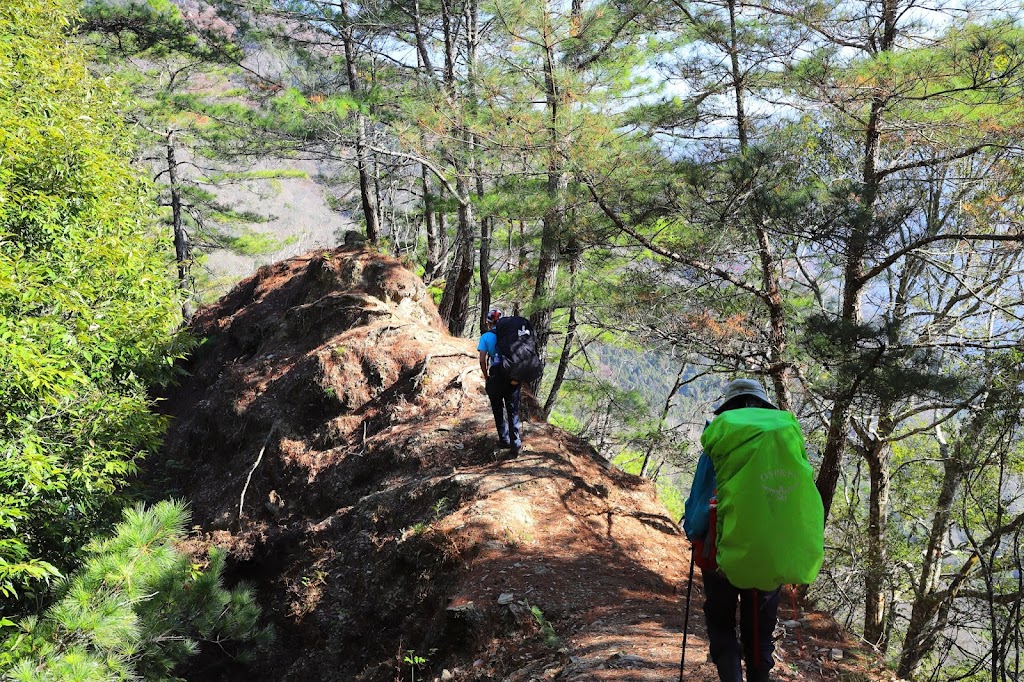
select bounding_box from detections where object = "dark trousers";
[702,569,780,682]
[485,374,521,447]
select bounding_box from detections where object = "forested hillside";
[3,0,1024,680]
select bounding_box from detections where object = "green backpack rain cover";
[701,408,824,590]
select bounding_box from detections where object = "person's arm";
[683,452,715,540]
[479,350,489,378]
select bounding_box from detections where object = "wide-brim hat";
[713,378,777,414]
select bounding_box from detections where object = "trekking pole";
[678,552,696,682]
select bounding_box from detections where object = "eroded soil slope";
[153,247,898,682]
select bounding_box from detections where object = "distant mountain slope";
[150,247,898,682]
[191,158,358,300]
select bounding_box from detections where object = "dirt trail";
[150,246,898,682]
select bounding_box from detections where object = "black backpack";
[494,316,543,384]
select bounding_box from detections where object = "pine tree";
[0,501,269,681]
[80,0,299,318]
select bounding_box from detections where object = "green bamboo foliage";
[0,0,183,601]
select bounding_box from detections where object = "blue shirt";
[683,420,716,541]
[478,330,499,365]
[683,451,716,541]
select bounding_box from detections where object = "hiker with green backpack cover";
[683,379,825,682]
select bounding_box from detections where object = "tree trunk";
[640,363,688,478]
[468,0,489,334]
[437,211,449,273]
[518,220,527,270]
[543,247,582,418]
[727,0,747,150]
[440,0,455,86]
[756,220,791,410]
[435,0,477,334]
[897,423,971,678]
[479,214,492,332]
[166,132,194,321]
[816,398,852,520]
[353,117,380,245]
[372,138,385,244]
[531,171,565,357]
[726,0,791,409]
[529,0,567,368]
[437,177,474,335]
[339,0,380,245]
[422,167,441,281]
[412,1,441,281]
[411,0,433,76]
[897,461,961,676]
[815,0,896,522]
[863,434,893,648]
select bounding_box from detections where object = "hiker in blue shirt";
[685,378,783,682]
[478,308,521,455]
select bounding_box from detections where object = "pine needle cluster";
[0,500,270,681]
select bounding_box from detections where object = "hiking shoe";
[499,440,512,449]
[510,444,522,457]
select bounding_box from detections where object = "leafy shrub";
[0,0,183,601]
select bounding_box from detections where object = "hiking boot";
[746,667,774,682]
[510,444,521,457]
[499,439,512,449]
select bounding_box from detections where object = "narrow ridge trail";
[149,246,896,682]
